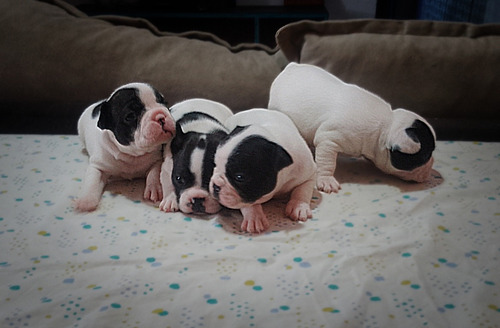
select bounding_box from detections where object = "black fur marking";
[201,130,228,190]
[390,120,436,171]
[171,127,228,202]
[171,131,198,198]
[96,88,145,146]
[197,138,206,150]
[226,136,293,203]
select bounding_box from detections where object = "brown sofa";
[1,0,499,140]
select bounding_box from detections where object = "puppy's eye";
[234,174,245,183]
[174,175,185,186]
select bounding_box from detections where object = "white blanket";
[1,135,499,327]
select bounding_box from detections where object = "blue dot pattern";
[1,135,499,327]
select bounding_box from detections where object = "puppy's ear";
[229,125,248,137]
[390,120,436,171]
[91,100,104,119]
[237,136,293,172]
[96,101,113,131]
[170,121,186,154]
[268,141,293,172]
[220,125,249,146]
[153,88,168,107]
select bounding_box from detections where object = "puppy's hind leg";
[314,138,341,193]
[74,165,108,212]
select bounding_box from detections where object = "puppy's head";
[171,125,227,214]
[383,109,436,182]
[209,126,293,209]
[93,83,175,152]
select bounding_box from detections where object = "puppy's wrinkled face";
[171,129,227,214]
[210,127,293,209]
[93,83,175,150]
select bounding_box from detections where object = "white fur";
[210,109,317,233]
[159,98,233,212]
[269,63,436,192]
[74,83,175,212]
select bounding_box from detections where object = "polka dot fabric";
[1,135,499,327]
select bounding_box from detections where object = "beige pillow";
[0,0,286,121]
[276,19,500,121]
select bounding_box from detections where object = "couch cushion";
[0,0,286,133]
[276,19,500,123]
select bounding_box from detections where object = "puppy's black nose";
[192,198,205,213]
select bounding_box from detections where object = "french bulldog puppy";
[209,109,317,233]
[269,63,436,193]
[159,99,233,214]
[75,82,175,212]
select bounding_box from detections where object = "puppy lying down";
[269,63,436,193]
[209,109,317,233]
[75,83,175,211]
[159,98,233,214]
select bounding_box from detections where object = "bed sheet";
[1,134,499,328]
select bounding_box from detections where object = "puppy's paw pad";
[286,200,312,222]
[317,176,341,193]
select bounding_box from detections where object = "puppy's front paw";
[159,193,179,212]
[74,197,99,212]
[317,175,341,193]
[286,200,312,222]
[144,181,163,203]
[241,216,270,233]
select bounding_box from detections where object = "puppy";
[75,82,175,211]
[159,99,233,214]
[269,63,436,193]
[209,109,316,233]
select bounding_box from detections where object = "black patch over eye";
[124,112,137,123]
[225,135,292,203]
[97,88,144,146]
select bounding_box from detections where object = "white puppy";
[269,63,436,193]
[209,109,316,233]
[159,99,233,213]
[75,83,175,211]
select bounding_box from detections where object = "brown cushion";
[0,0,286,123]
[276,19,500,121]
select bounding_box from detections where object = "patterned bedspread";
[1,135,499,327]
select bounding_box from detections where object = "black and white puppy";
[159,99,233,214]
[75,82,175,212]
[209,109,317,233]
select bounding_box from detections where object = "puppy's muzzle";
[155,112,174,135]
